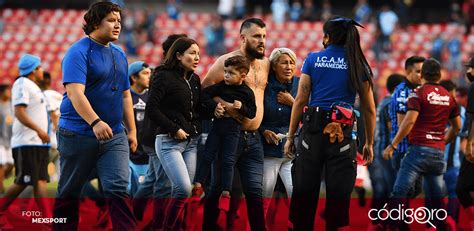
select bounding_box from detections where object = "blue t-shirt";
[447,38,461,56]
[301,45,355,110]
[59,37,130,136]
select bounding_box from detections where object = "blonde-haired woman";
[260,48,298,227]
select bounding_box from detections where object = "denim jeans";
[391,145,446,229]
[134,146,172,199]
[194,118,240,192]
[391,150,405,170]
[203,130,265,231]
[128,160,149,196]
[155,134,198,231]
[444,166,460,221]
[53,128,135,231]
[368,151,397,214]
[392,150,424,198]
[133,146,172,228]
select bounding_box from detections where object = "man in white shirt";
[0,54,51,229]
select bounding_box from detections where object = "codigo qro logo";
[368,203,447,228]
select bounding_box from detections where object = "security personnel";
[284,16,376,231]
[457,56,474,230]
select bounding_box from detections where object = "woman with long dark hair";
[145,37,202,231]
[284,16,376,230]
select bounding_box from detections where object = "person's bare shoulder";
[202,51,241,88]
[261,57,270,74]
[258,57,271,82]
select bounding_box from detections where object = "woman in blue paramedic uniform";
[284,16,376,231]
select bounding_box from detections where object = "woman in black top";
[145,37,201,231]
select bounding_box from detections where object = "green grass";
[3,176,59,197]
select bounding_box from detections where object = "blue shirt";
[374,96,392,158]
[447,38,461,56]
[389,80,415,153]
[431,37,444,54]
[355,4,372,23]
[59,37,130,136]
[260,75,299,158]
[301,45,355,110]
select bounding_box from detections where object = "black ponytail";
[323,16,373,94]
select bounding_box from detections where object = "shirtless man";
[201,18,270,231]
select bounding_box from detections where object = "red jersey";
[406,83,459,150]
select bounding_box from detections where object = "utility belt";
[302,103,356,143]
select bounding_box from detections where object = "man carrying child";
[192,55,256,211]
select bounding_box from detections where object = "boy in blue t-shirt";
[52,2,137,230]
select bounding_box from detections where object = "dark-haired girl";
[145,37,201,231]
[284,16,376,230]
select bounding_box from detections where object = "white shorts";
[0,145,14,165]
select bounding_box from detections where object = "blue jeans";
[368,151,397,206]
[133,146,172,228]
[203,130,265,231]
[391,145,446,229]
[444,166,460,221]
[392,150,424,198]
[391,150,405,170]
[128,160,149,196]
[155,134,198,231]
[134,153,172,198]
[194,118,240,192]
[53,128,135,231]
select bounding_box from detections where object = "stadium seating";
[1,9,473,93]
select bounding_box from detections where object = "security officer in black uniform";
[284,16,376,231]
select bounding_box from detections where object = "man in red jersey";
[383,58,462,229]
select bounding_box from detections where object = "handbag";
[330,102,354,126]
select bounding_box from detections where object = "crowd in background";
[1,1,474,231]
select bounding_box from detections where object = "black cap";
[465,57,474,67]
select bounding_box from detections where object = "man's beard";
[245,43,265,60]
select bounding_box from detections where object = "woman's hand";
[284,138,295,158]
[262,130,279,145]
[277,91,295,107]
[362,143,374,166]
[174,129,189,140]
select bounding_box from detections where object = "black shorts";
[12,146,50,185]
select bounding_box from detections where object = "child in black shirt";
[192,55,256,211]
